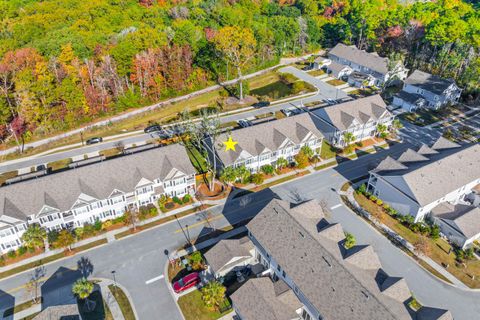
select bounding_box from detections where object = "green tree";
[56,230,75,252]
[213,26,257,100]
[201,280,226,311]
[260,164,275,175]
[21,224,47,250]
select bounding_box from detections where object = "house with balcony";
[204,113,324,173]
[0,144,196,254]
[319,43,408,87]
[231,198,452,320]
[367,138,480,241]
[393,70,462,111]
[311,95,394,147]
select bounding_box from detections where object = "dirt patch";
[196,181,229,200]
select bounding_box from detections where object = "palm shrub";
[72,278,95,311]
[300,145,314,159]
[251,173,264,186]
[235,165,251,184]
[357,184,367,195]
[430,225,440,240]
[344,232,356,249]
[201,281,227,311]
[261,164,275,175]
[220,166,236,185]
[21,224,47,251]
[276,157,288,171]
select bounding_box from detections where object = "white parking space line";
[145,274,164,285]
[330,204,342,210]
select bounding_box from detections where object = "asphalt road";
[2,136,480,320]
[0,67,349,174]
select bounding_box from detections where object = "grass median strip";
[108,285,136,320]
[0,239,107,280]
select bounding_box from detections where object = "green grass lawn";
[177,290,231,320]
[250,80,294,100]
[320,140,337,159]
[47,158,72,171]
[326,79,346,86]
[108,285,135,320]
[354,192,480,288]
[308,69,325,77]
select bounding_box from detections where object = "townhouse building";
[0,144,196,254]
[367,138,480,246]
[393,70,462,111]
[204,113,324,173]
[312,95,394,147]
[317,43,408,87]
[230,198,452,320]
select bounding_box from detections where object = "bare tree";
[414,235,431,257]
[25,266,46,304]
[123,209,140,232]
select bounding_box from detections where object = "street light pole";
[111,270,117,287]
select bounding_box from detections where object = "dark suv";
[144,124,162,133]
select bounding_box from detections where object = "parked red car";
[173,272,200,293]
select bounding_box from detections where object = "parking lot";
[435,110,480,143]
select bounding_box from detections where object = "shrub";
[292,81,306,94]
[369,195,377,202]
[387,207,397,216]
[294,150,310,169]
[112,215,125,224]
[17,246,27,256]
[251,173,264,185]
[48,230,59,246]
[261,165,275,175]
[7,250,16,259]
[356,141,364,147]
[465,248,475,260]
[189,251,204,270]
[430,225,440,240]
[383,203,390,210]
[182,194,192,203]
[173,196,182,204]
[102,220,113,230]
[376,199,383,206]
[165,202,175,210]
[357,184,367,195]
[94,219,103,231]
[0,255,5,267]
[83,223,96,237]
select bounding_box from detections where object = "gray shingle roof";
[312,95,391,131]
[329,43,390,75]
[416,307,453,320]
[395,90,425,105]
[247,199,414,320]
[430,136,460,151]
[416,144,439,156]
[0,144,195,220]
[405,70,456,95]
[432,203,480,239]
[204,237,253,274]
[373,156,408,174]
[327,61,352,77]
[231,277,301,320]
[214,113,324,166]
[380,143,480,206]
[396,149,429,164]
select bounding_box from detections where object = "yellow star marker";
[223,136,238,152]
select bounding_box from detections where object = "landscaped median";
[343,183,480,289]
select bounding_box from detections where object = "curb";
[93,277,140,320]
